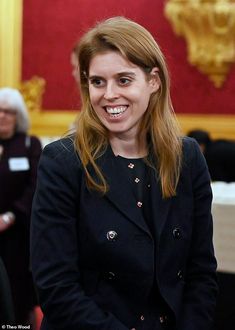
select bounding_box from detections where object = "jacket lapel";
[148,169,173,241]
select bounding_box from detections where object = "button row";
[106,228,182,241]
[139,314,169,324]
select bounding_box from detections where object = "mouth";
[104,105,128,118]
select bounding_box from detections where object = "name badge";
[8,157,30,171]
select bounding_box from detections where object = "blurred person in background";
[0,88,42,326]
[187,129,235,182]
[70,43,80,86]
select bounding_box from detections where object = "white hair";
[0,87,30,133]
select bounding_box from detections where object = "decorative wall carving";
[165,0,235,87]
[19,76,46,112]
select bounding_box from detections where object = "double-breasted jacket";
[30,136,217,330]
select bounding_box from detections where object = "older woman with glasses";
[0,87,42,326]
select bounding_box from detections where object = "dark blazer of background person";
[187,129,235,182]
[30,137,217,330]
[204,139,235,182]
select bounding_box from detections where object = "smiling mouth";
[104,105,128,118]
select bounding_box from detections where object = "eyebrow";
[88,71,136,80]
[116,72,136,77]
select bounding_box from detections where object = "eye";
[118,77,132,86]
[89,78,105,87]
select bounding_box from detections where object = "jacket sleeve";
[12,135,42,226]
[30,142,129,330]
[179,139,218,330]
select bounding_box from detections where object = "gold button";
[140,315,145,321]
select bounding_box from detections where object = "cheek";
[135,92,151,110]
[89,87,99,106]
[1,118,16,130]
[88,90,104,118]
[128,84,152,103]
[10,117,17,129]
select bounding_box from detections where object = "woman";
[0,88,42,325]
[31,17,218,330]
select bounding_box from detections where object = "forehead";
[0,99,13,109]
[89,51,140,75]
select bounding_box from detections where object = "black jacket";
[30,137,217,330]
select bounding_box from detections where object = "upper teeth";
[106,106,127,114]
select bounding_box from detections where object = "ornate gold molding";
[177,113,235,140]
[165,0,235,88]
[0,0,23,87]
[29,111,77,137]
[20,76,46,112]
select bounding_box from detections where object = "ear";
[149,67,161,93]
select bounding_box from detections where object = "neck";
[109,133,147,159]
[0,131,15,140]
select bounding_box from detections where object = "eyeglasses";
[0,109,17,116]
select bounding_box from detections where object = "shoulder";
[182,136,198,152]
[41,135,82,167]
[27,135,42,151]
[35,137,83,200]
[14,133,41,148]
[210,139,235,153]
[182,136,202,161]
[29,134,42,145]
[181,136,208,173]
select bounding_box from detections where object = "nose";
[104,82,119,100]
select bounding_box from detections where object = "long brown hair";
[75,16,182,198]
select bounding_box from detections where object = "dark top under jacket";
[30,136,218,330]
[0,132,42,323]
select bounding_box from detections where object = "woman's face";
[88,51,159,139]
[0,101,17,139]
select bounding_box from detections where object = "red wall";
[22,0,235,114]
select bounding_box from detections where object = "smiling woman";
[31,17,218,330]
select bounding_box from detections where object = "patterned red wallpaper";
[22,0,235,114]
